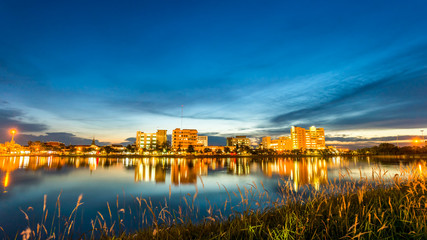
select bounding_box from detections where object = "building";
[197,136,208,147]
[156,130,167,147]
[136,130,167,151]
[261,136,292,152]
[194,145,235,153]
[291,126,325,150]
[172,128,198,150]
[226,136,251,147]
[45,141,65,148]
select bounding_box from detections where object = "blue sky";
[0,0,426,148]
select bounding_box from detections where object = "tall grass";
[2,164,427,239]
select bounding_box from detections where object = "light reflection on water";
[0,156,426,236]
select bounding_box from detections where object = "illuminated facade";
[197,136,208,147]
[261,136,292,152]
[172,128,198,150]
[226,136,251,147]
[291,126,325,150]
[136,130,167,150]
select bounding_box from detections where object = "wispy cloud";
[0,107,48,134]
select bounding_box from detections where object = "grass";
[114,172,427,240]
[2,165,427,240]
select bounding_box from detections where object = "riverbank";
[111,176,427,240]
[2,159,426,240]
[2,153,427,159]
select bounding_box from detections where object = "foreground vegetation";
[115,175,427,239]
[4,166,427,240]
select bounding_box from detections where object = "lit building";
[262,136,292,152]
[136,130,167,151]
[45,141,65,147]
[226,136,251,147]
[194,145,235,153]
[197,136,208,147]
[172,128,198,150]
[291,126,325,150]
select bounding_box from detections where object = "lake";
[0,156,425,237]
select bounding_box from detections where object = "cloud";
[267,44,427,131]
[0,107,48,135]
[120,137,136,146]
[7,132,111,146]
[325,135,418,149]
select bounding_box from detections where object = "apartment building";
[172,128,198,150]
[136,130,167,150]
[226,136,251,147]
[291,126,325,150]
[261,136,292,151]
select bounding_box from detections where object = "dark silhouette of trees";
[187,145,195,153]
[356,143,427,155]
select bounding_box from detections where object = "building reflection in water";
[2,156,426,192]
[134,158,166,183]
[261,158,329,191]
[170,158,208,185]
[227,158,250,175]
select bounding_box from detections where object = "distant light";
[4,172,9,188]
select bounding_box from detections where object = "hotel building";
[172,128,198,150]
[291,126,325,150]
[136,130,167,151]
[261,136,293,152]
[226,136,251,147]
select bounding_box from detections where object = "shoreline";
[1,153,426,159]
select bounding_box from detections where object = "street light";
[10,129,17,143]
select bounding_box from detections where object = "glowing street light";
[10,129,17,143]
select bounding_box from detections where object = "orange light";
[10,129,17,135]
[4,172,9,188]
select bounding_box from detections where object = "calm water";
[0,156,426,237]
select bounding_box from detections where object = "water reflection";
[261,158,328,191]
[1,156,426,193]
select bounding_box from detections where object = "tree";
[224,147,231,153]
[104,146,113,155]
[291,149,301,155]
[126,144,136,153]
[69,146,76,154]
[187,145,195,153]
[234,144,239,153]
[377,143,399,155]
[215,148,223,154]
[158,141,171,152]
[203,148,212,153]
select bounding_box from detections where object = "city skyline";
[1,1,426,149]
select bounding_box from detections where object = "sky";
[0,0,426,148]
